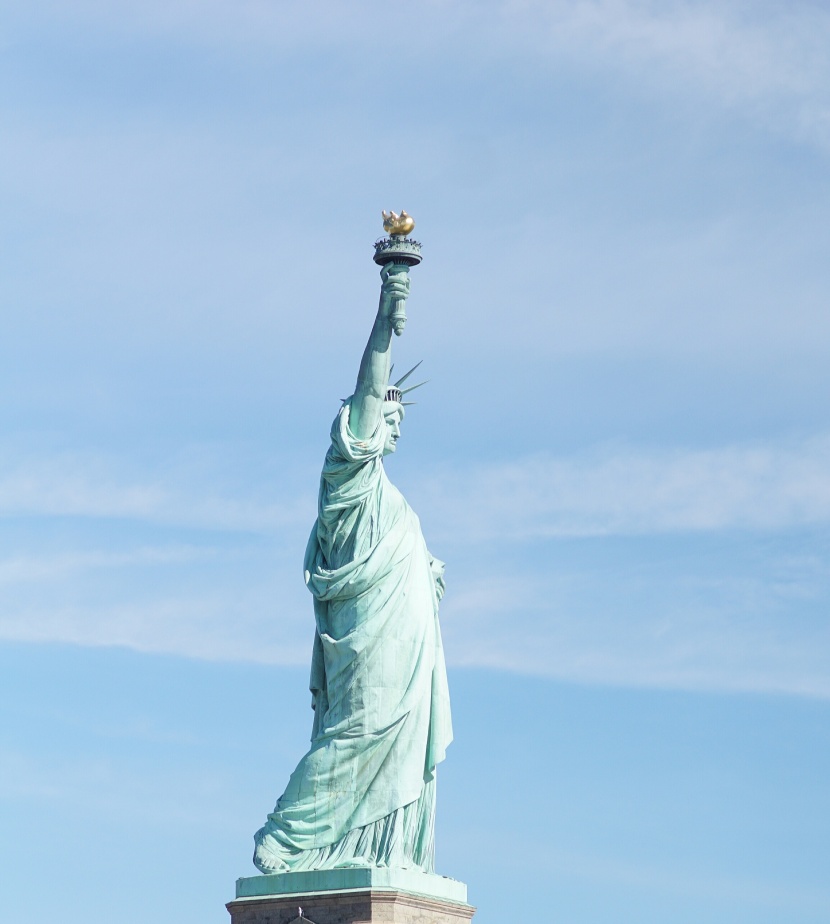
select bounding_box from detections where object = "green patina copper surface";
[252,233,453,879]
[236,869,467,904]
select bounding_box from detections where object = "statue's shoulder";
[324,402,385,468]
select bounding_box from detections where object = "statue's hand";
[379,264,411,318]
[430,556,446,603]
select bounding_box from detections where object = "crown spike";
[400,380,428,395]
[394,360,423,388]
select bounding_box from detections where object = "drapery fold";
[253,401,452,873]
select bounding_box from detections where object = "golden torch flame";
[381,210,415,236]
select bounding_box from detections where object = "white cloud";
[0,595,311,665]
[6,435,830,539]
[484,1,830,145]
[438,565,830,698]
[0,547,216,584]
[414,434,830,541]
[0,453,307,533]
[524,1,829,98]
[1,435,828,698]
[14,0,830,146]
[1,547,826,700]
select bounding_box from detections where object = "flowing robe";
[253,401,453,873]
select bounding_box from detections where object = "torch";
[373,210,422,336]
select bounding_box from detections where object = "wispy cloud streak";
[1,438,828,697]
[5,436,830,538]
[0,547,217,584]
[0,454,307,533]
[438,566,830,698]
[14,0,830,145]
[417,434,830,541]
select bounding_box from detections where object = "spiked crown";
[386,361,427,407]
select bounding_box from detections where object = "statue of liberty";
[253,213,453,876]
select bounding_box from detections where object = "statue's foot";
[253,829,289,874]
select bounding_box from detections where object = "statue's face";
[383,411,402,456]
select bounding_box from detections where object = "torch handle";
[384,263,410,336]
[391,299,407,336]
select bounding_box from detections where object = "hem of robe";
[253,776,436,874]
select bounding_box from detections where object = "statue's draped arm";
[350,266,410,439]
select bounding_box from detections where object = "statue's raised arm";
[349,265,410,439]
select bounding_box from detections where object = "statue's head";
[382,392,405,456]
[372,364,425,457]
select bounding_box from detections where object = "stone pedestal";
[227,869,475,924]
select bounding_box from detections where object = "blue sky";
[1,1,829,921]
